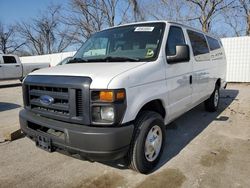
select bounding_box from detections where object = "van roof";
[166,21,220,40]
[102,20,220,40]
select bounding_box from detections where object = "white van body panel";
[161,25,193,122]
[27,20,227,125]
[107,57,168,123]
[30,62,147,89]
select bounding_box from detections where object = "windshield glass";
[72,23,165,63]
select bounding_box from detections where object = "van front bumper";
[19,109,134,161]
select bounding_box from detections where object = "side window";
[3,56,17,64]
[187,30,210,61]
[206,36,221,51]
[166,26,186,56]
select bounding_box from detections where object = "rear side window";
[3,56,17,64]
[166,26,186,56]
[187,30,210,61]
[206,36,220,51]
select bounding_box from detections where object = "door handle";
[15,65,20,67]
[189,75,192,84]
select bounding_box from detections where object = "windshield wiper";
[67,57,88,64]
[88,56,140,62]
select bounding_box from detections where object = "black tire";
[204,85,220,112]
[126,111,166,174]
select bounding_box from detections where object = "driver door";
[165,26,193,120]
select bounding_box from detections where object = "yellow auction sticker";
[145,49,154,58]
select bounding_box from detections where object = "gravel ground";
[0,81,249,188]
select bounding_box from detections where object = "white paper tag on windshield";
[134,27,154,32]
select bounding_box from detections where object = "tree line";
[0,0,249,56]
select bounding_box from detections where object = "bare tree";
[65,0,134,45]
[64,0,106,44]
[223,7,245,37]
[224,15,244,36]
[0,22,25,54]
[102,0,118,27]
[222,0,250,36]
[144,0,196,24]
[239,0,250,35]
[187,0,236,32]
[17,5,73,55]
[129,0,145,21]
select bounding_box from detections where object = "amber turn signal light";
[100,91,114,102]
[116,90,125,100]
[91,89,126,102]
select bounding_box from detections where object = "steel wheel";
[144,125,163,162]
[214,89,219,107]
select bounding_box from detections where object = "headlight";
[101,107,114,121]
[91,89,126,126]
[92,106,114,123]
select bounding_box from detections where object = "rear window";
[187,30,210,61]
[206,36,221,51]
[3,56,17,64]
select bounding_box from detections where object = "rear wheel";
[205,85,220,112]
[127,111,166,174]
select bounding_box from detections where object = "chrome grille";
[23,75,91,125]
[29,85,70,117]
[76,89,83,116]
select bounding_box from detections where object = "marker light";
[92,89,125,102]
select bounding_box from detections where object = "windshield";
[72,23,165,63]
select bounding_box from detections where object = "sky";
[0,0,69,25]
[0,0,242,38]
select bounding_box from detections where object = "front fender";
[122,80,168,124]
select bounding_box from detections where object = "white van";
[19,21,226,174]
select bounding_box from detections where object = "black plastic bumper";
[19,109,134,161]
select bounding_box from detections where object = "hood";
[30,62,146,88]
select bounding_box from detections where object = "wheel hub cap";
[214,90,219,107]
[144,125,163,162]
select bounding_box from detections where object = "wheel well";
[137,100,166,119]
[216,78,221,88]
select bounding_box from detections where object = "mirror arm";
[166,54,178,63]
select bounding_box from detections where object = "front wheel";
[127,111,166,174]
[204,85,220,112]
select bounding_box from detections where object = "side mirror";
[167,44,190,64]
[66,57,72,64]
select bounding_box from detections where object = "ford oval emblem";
[39,95,54,106]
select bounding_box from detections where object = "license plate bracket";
[36,135,53,152]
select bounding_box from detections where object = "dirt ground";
[0,81,249,188]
